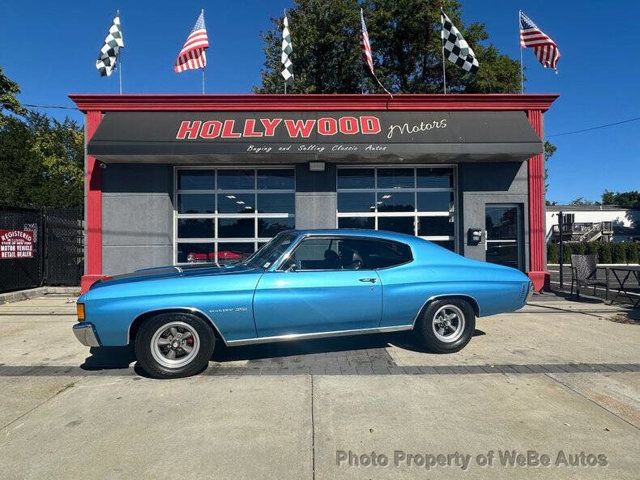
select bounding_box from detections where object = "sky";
[1,0,638,204]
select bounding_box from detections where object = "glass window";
[338,217,374,229]
[417,217,454,237]
[417,168,453,188]
[257,169,295,190]
[378,217,415,235]
[338,192,376,213]
[217,193,255,214]
[258,217,295,237]
[177,242,214,263]
[178,219,214,238]
[178,170,215,190]
[217,170,255,190]
[175,168,295,264]
[337,167,455,249]
[178,194,214,214]
[377,192,415,212]
[417,191,454,212]
[337,168,375,189]
[216,243,255,265]
[218,218,254,238]
[245,233,295,269]
[377,168,414,189]
[282,237,412,271]
[257,193,294,214]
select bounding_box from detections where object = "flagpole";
[519,10,524,93]
[284,9,287,94]
[117,9,123,94]
[440,8,447,94]
[202,9,205,94]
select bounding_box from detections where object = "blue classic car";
[73,229,533,378]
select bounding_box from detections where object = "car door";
[252,236,382,338]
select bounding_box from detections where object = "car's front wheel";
[414,298,475,353]
[135,313,215,379]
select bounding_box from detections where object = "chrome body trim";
[226,324,413,346]
[126,306,229,346]
[73,323,101,347]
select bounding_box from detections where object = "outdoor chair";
[570,254,608,299]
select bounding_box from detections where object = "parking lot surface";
[0,293,638,479]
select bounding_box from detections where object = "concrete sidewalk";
[0,293,638,479]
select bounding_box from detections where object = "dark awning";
[87,110,542,164]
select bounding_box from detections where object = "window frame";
[274,234,414,272]
[173,166,296,265]
[336,165,458,251]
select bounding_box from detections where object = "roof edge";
[69,93,559,113]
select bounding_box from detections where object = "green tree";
[257,0,521,94]
[0,66,25,118]
[601,190,640,208]
[0,111,84,208]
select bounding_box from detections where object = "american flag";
[360,8,375,76]
[519,12,560,70]
[174,11,209,73]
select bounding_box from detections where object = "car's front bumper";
[73,323,101,347]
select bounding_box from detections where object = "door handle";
[359,277,377,283]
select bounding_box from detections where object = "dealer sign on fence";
[0,230,34,259]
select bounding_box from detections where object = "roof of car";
[290,229,424,244]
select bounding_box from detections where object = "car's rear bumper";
[73,323,101,347]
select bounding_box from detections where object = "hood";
[88,263,257,291]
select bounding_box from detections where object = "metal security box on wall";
[70,93,558,294]
[88,110,542,163]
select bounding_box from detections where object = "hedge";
[547,241,639,264]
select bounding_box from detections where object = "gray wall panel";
[103,246,173,276]
[459,162,530,270]
[102,164,174,274]
[295,193,337,229]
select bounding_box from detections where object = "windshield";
[243,232,296,269]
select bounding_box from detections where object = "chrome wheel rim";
[150,321,200,369]
[432,305,465,343]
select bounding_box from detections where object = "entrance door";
[485,204,523,271]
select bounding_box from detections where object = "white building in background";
[546,205,640,243]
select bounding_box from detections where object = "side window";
[281,237,412,271]
[282,238,341,271]
[347,239,412,269]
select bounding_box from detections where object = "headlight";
[76,303,86,322]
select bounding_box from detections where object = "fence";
[0,206,83,293]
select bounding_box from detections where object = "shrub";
[599,242,613,264]
[626,242,639,264]
[611,243,627,264]
[574,242,587,255]
[547,243,558,263]
[561,244,573,264]
[586,242,600,258]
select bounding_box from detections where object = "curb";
[0,286,80,305]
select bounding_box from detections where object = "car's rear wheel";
[414,298,475,353]
[135,313,215,379]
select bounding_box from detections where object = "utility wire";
[548,116,640,138]
[23,103,79,111]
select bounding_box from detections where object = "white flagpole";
[202,9,206,94]
[519,10,524,93]
[284,9,287,94]
[117,9,123,94]
[440,9,447,94]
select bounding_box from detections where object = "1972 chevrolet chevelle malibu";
[73,229,533,378]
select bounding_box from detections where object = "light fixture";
[382,194,391,199]
[236,201,245,205]
[226,195,236,199]
[309,161,325,172]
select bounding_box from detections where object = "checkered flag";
[96,14,124,77]
[440,10,478,74]
[281,15,293,84]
